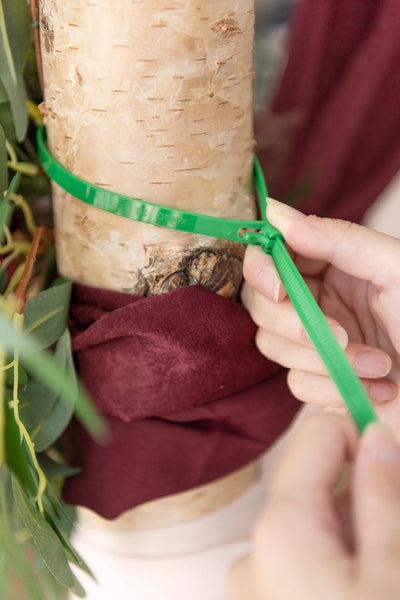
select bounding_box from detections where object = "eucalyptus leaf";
[0,309,106,439]
[21,329,76,451]
[19,379,56,432]
[69,576,86,598]
[0,99,17,143]
[12,475,79,590]
[23,280,72,350]
[0,123,6,196]
[0,0,30,104]
[0,268,6,293]
[38,452,81,479]
[8,0,31,66]
[4,397,37,497]
[44,499,95,580]
[6,360,27,388]
[0,0,28,140]
[0,508,47,600]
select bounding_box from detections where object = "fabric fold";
[63,284,298,519]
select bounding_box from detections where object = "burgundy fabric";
[63,285,298,519]
[258,0,400,222]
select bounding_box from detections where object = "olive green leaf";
[0,309,106,440]
[0,507,47,600]
[20,329,77,451]
[4,397,38,496]
[12,475,84,593]
[0,0,31,105]
[0,98,18,144]
[44,491,95,580]
[38,453,81,479]
[0,123,6,196]
[0,0,28,140]
[23,280,72,350]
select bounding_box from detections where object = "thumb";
[266,199,400,286]
[353,423,400,565]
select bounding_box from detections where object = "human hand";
[229,413,400,600]
[241,199,400,429]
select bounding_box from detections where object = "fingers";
[266,199,400,286]
[242,281,348,349]
[256,327,392,377]
[250,414,357,598]
[353,423,400,569]
[242,244,287,303]
[287,370,397,406]
[269,413,357,501]
[228,555,262,600]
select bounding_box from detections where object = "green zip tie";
[37,125,378,432]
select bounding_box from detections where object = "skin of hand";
[229,414,400,600]
[241,199,400,429]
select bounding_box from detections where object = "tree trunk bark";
[39,1,258,582]
[39,0,256,299]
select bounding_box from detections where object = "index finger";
[266,199,400,287]
[269,413,358,510]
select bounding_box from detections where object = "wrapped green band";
[37,125,377,432]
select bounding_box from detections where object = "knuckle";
[287,369,306,400]
[255,327,273,358]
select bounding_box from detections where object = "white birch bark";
[39,0,256,298]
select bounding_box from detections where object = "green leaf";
[23,281,72,350]
[0,0,31,104]
[20,330,76,451]
[0,99,17,144]
[0,508,47,600]
[0,0,28,140]
[0,123,6,197]
[44,496,94,581]
[12,475,80,591]
[0,309,106,440]
[6,361,27,388]
[4,397,37,496]
[38,453,81,479]
[8,0,31,66]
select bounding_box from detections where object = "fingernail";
[363,423,400,466]
[355,351,392,377]
[369,380,397,402]
[257,268,281,302]
[331,324,348,349]
[267,199,307,222]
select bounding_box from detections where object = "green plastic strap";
[271,240,377,431]
[36,126,279,245]
[37,125,377,432]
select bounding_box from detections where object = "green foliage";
[12,477,85,595]
[0,0,30,141]
[21,329,79,452]
[0,124,6,196]
[23,280,73,349]
[0,4,104,599]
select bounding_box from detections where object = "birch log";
[39,0,257,529]
[39,0,256,299]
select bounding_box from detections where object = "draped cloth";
[258,0,400,222]
[63,285,297,519]
[63,0,400,518]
